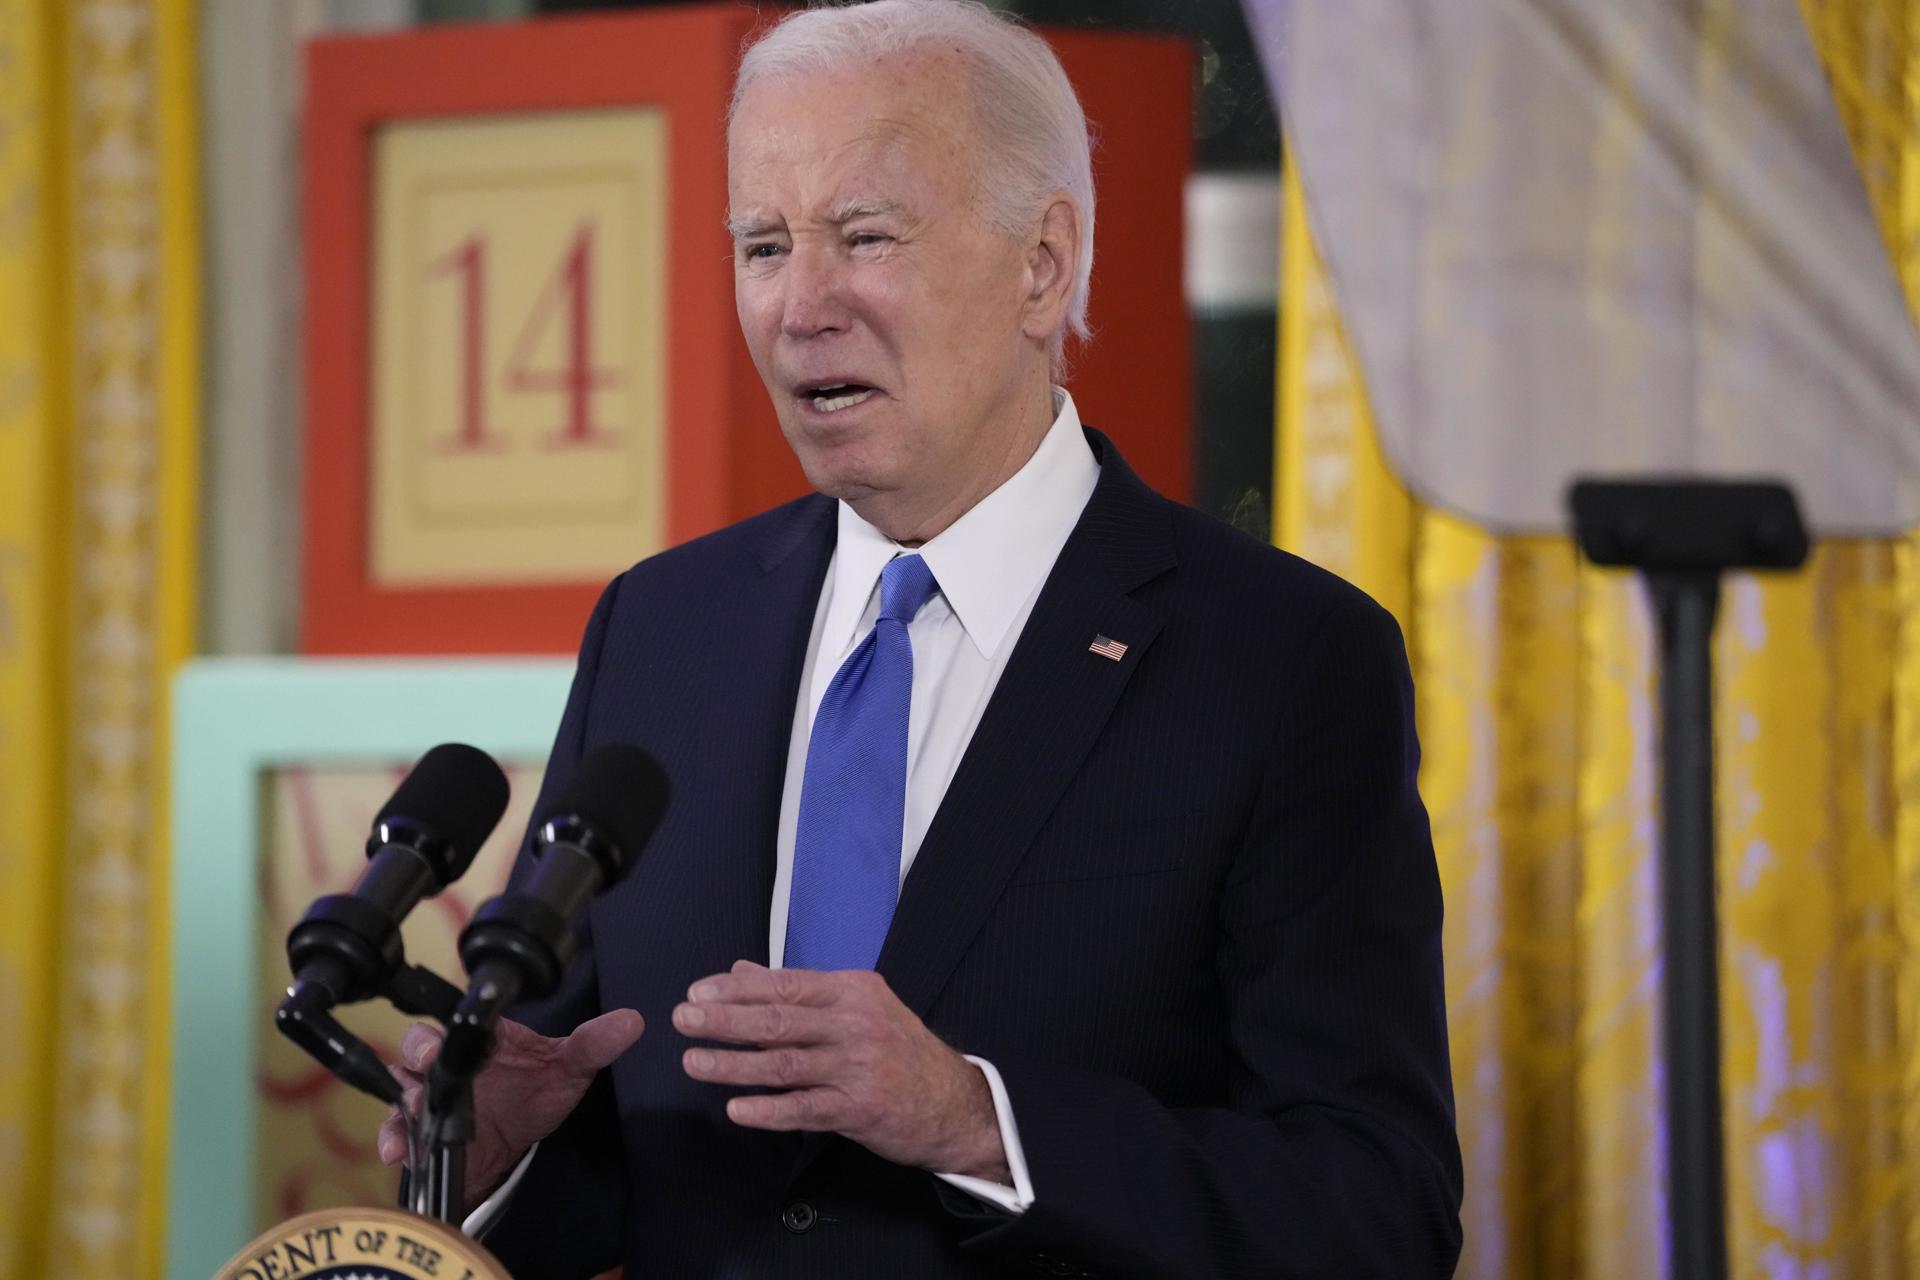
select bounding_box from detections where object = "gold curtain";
[1276,2,1920,1276]
[0,1,198,1277]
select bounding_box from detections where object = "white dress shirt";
[467,389,1097,1233]
[770,388,1098,1214]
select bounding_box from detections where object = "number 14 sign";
[302,8,803,655]
[370,109,666,588]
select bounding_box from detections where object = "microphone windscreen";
[376,742,512,881]
[539,743,670,879]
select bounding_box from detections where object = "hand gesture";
[377,1009,644,1203]
[675,961,1008,1183]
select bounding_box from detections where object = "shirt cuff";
[459,1142,539,1240]
[933,1056,1034,1214]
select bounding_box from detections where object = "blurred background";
[0,0,1917,1276]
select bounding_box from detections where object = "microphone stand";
[1570,480,1808,1280]
[279,749,662,1233]
[411,1080,472,1223]
[274,955,478,1228]
[413,957,527,1221]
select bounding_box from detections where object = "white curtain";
[1244,0,1920,535]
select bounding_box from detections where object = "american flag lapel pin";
[1089,634,1128,661]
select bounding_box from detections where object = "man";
[380,2,1462,1275]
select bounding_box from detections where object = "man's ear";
[1021,196,1079,345]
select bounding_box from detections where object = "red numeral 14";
[429,223,620,452]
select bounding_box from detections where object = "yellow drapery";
[0,1,198,1276]
[1276,1,1920,1275]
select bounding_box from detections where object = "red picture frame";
[302,7,1191,656]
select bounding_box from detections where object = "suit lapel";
[875,434,1177,1018]
[721,496,839,964]
[622,496,835,984]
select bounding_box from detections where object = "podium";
[216,1208,508,1280]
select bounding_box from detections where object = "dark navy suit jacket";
[485,431,1463,1278]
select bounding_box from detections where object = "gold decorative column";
[30,0,198,1276]
[0,2,196,1280]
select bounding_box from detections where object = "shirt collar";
[824,388,1099,661]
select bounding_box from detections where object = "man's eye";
[848,232,890,249]
[743,243,784,261]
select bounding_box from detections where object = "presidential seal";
[214,1206,510,1280]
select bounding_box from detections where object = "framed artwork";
[165,658,572,1279]
[301,11,1195,657]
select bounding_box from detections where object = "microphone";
[436,743,668,1079]
[284,742,511,1006]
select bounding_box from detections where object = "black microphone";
[284,742,511,1006]
[436,743,668,1080]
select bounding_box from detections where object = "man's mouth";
[802,383,877,413]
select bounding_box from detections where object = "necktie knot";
[878,554,939,624]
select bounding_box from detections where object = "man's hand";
[675,960,1010,1184]
[377,1009,644,1203]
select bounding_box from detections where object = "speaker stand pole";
[1570,480,1809,1280]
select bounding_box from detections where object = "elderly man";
[379,2,1462,1275]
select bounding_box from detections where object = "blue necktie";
[785,554,940,971]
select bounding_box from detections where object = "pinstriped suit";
[484,431,1463,1278]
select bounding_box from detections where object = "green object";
[165,658,572,1280]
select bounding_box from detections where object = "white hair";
[731,0,1097,357]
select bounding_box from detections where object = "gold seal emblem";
[214,1206,511,1280]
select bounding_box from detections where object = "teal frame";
[165,657,573,1279]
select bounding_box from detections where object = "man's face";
[728,54,1040,521]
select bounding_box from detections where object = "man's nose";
[779,244,850,339]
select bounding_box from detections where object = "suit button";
[781,1201,818,1233]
